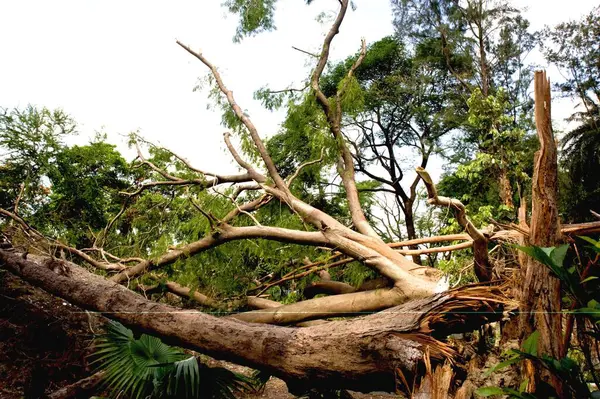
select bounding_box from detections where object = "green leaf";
[549,244,569,268]
[502,388,537,399]
[483,356,521,377]
[516,245,555,269]
[578,236,600,253]
[91,321,188,399]
[521,331,540,356]
[581,276,599,284]
[475,386,505,396]
[518,378,529,392]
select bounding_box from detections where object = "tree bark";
[404,199,423,265]
[0,250,507,393]
[520,70,563,396]
[48,372,105,399]
[416,167,493,282]
[303,280,356,299]
[498,168,514,208]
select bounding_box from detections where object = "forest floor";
[0,270,102,398]
[0,271,398,398]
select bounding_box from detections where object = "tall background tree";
[392,0,538,220]
[542,6,600,222]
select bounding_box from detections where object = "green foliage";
[393,0,537,230]
[437,255,476,286]
[41,137,132,247]
[542,6,600,222]
[437,88,537,225]
[475,385,536,399]
[478,331,587,398]
[476,332,541,398]
[516,241,600,317]
[0,105,76,215]
[319,35,464,241]
[560,118,600,222]
[477,240,600,397]
[223,0,278,42]
[0,106,134,249]
[542,6,599,105]
[266,95,333,180]
[92,320,257,398]
[340,261,378,288]
[92,320,187,399]
[223,0,321,42]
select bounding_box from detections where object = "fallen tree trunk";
[0,249,509,393]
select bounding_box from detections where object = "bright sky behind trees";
[1,0,597,175]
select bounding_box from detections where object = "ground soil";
[0,270,399,398]
[0,270,103,398]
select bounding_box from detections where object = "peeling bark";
[0,250,508,393]
[520,70,563,396]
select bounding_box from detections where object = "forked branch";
[416,167,493,281]
[176,40,289,193]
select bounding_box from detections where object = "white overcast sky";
[1,0,597,177]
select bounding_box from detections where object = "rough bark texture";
[404,202,423,265]
[520,70,563,395]
[48,371,105,399]
[499,168,514,208]
[0,250,508,393]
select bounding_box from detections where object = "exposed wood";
[413,361,454,399]
[388,234,471,248]
[230,288,409,325]
[560,220,600,234]
[247,296,282,309]
[517,195,529,286]
[520,70,563,395]
[400,241,473,256]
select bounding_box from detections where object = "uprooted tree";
[2,1,600,397]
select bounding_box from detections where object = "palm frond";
[91,320,261,398]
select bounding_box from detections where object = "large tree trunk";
[0,250,507,394]
[519,71,563,395]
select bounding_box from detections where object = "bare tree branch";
[176,40,289,193]
[287,147,325,186]
[0,208,126,271]
[292,46,319,58]
[223,132,267,183]
[416,167,493,281]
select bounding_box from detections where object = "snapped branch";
[416,167,493,281]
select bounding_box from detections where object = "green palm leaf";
[91,320,260,398]
[91,320,187,399]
